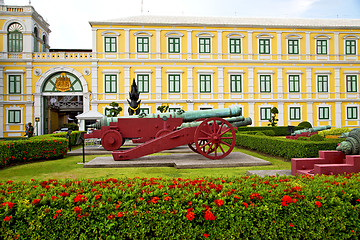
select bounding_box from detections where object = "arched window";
[33,27,38,52]
[42,35,47,52]
[42,72,83,92]
[8,23,23,52]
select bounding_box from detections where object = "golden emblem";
[55,73,71,92]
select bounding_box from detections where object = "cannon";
[336,128,360,155]
[84,106,252,160]
[286,125,331,139]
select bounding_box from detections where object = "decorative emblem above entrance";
[55,73,71,92]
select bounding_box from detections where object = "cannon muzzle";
[291,125,331,136]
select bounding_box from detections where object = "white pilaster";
[334,32,339,60]
[248,67,254,99]
[156,67,162,99]
[248,31,253,60]
[187,67,193,100]
[306,68,312,99]
[277,32,282,60]
[277,102,284,126]
[187,102,194,111]
[125,29,130,59]
[83,92,90,112]
[277,67,283,99]
[25,102,33,125]
[0,67,3,101]
[156,30,161,59]
[92,28,97,58]
[218,67,224,99]
[307,102,313,123]
[34,93,42,135]
[124,66,131,98]
[91,62,98,101]
[335,101,342,128]
[26,64,32,101]
[334,67,341,99]
[306,32,311,60]
[217,30,223,59]
[187,30,192,59]
[248,102,255,126]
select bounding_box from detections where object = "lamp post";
[35,117,40,136]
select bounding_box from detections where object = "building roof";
[90,15,360,29]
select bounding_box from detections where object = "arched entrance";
[34,67,90,135]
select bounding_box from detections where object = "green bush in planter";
[298,121,312,129]
[309,134,325,141]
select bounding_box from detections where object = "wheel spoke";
[219,140,231,147]
[217,122,225,134]
[220,136,234,140]
[220,127,231,136]
[206,142,215,154]
[218,144,226,154]
[200,130,212,137]
[200,141,211,149]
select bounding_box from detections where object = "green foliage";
[0,131,83,169]
[318,127,352,137]
[309,134,325,141]
[235,133,343,160]
[157,105,169,113]
[105,102,123,117]
[237,126,303,136]
[0,175,359,239]
[298,121,312,129]
[297,137,309,141]
[268,107,279,127]
[255,132,265,136]
[262,130,276,136]
[61,123,79,131]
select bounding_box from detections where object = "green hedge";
[0,131,83,169]
[1,175,359,239]
[235,134,343,160]
[236,126,304,136]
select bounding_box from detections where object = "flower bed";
[1,175,359,239]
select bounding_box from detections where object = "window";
[289,107,301,120]
[104,75,117,93]
[104,108,112,116]
[168,74,180,93]
[230,75,242,92]
[199,75,211,93]
[137,37,149,53]
[319,107,330,120]
[229,38,241,54]
[345,40,356,55]
[140,108,149,114]
[260,75,271,93]
[316,40,328,55]
[288,39,299,54]
[169,108,181,112]
[346,75,358,93]
[42,35,47,52]
[347,107,358,120]
[8,110,21,123]
[8,23,23,52]
[260,107,271,120]
[259,39,270,54]
[137,74,149,93]
[8,75,21,94]
[317,75,329,92]
[199,38,211,53]
[168,38,180,53]
[104,37,117,52]
[289,75,300,92]
[33,27,38,52]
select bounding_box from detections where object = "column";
[155,67,162,99]
[92,28,97,58]
[217,30,223,60]
[34,93,42,135]
[306,68,312,99]
[277,32,282,60]
[334,33,339,60]
[306,32,311,60]
[335,101,342,128]
[91,62,98,104]
[248,31,253,60]
[277,102,284,126]
[248,67,254,99]
[187,67,193,100]
[334,67,340,99]
[277,67,283,99]
[26,64,32,101]
[187,30,192,59]
[218,67,224,99]
[307,102,313,123]
[248,102,255,126]
[125,29,130,59]
[124,66,131,97]
[156,30,161,59]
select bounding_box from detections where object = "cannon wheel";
[101,130,123,151]
[194,117,236,160]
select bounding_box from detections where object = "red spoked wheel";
[194,117,236,160]
[101,130,123,151]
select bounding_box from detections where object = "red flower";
[214,199,224,207]
[73,193,87,203]
[107,214,115,220]
[117,212,123,218]
[186,208,195,221]
[150,197,159,204]
[281,195,296,206]
[316,196,322,200]
[2,202,14,209]
[74,206,82,214]
[164,196,171,201]
[56,209,62,214]
[33,199,41,204]
[289,223,295,227]
[95,194,101,200]
[315,201,321,208]
[52,196,58,201]
[4,216,11,222]
[203,233,209,238]
[356,199,360,203]
[242,202,249,208]
[204,209,216,221]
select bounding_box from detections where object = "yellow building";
[1,3,359,137]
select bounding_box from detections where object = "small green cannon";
[336,128,360,155]
[287,125,331,139]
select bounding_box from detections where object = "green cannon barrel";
[178,117,252,129]
[88,106,242,129]
[291,125,331,136]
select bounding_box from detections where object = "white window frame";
[314,34,331,57]
[285,34,303,56]
[289,106,302,121]
[343,35,359,56]
[6,105,23,125]
[226,33,245,55]
[317,104,331,121]
[165,31,184,55]
[134,31,152,54]
[166,70,183,95]
[196,32,214,57]
[256,33,274,55]
[101,31,120,53]
[197,70,214,94]
[134,69,152,96]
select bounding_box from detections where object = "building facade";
[1,3,360,137]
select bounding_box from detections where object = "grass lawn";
[0,147,291,181]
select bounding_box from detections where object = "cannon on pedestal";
[85,106,252,160]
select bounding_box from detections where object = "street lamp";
[35,117,40,136]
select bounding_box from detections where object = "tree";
[268,107,279,126]
[105,102,123,117]
[157,105,169,113]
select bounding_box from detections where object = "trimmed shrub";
[309,134,325,141]
[236,126,303,136]
[0,175,359,239]
[262,130,276,136]
[318,127,352,137]
[298,121,312,129]
[255,132,265,136]
[297,137,309,141]
[62,123,79,131]
[235,133,342,160]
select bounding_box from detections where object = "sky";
[7,0,360,49]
